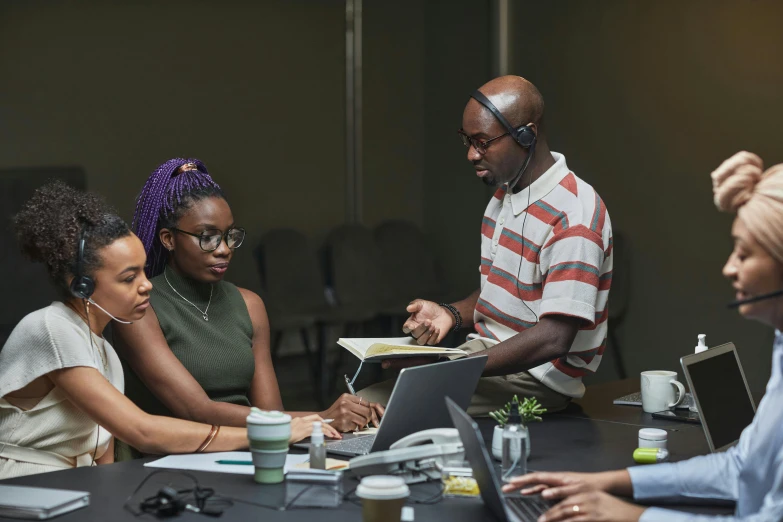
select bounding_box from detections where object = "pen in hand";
[345,374,378,429]
[344,374,357,395]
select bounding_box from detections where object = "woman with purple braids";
[113,158,380,458]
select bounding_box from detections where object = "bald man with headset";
[363,76,613,414]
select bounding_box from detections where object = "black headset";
[69,228,95,300]
[470,90,536,149]
[471,89,540,323]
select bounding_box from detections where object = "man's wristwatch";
[439,303,462,332]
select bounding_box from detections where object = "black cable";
[511,142,539,324]
[123,470,233,517]
[83,299,101,468]
[408,481,444,505]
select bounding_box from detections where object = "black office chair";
[606,231,630,379]
[373,220,448,334]
[253,229,328,405]
[0,167,86,338]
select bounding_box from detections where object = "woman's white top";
[0,302,124,479]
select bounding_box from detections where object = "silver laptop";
[680,342,756,452]
[0,485,89,520]
[446,397,554,521]
[298,356,487,457]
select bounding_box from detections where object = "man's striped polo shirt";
[468,151,613,398]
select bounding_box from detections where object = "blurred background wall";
[2,0,782,391]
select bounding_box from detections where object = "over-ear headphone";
[470,90,536,149]
[69,228,95,300]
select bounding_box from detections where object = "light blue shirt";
[628,332,783,521]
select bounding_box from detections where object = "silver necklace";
[164,268,213,321]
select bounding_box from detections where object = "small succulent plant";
[488,395,547,426]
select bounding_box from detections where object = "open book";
[337,337,468,362]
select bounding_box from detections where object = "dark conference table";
[0,380,735,521]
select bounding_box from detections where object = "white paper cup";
[356,476,410,522]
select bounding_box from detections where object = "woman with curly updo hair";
[0,181,320,480]
[500,152,783,522]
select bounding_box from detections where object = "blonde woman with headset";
[502,151,783,521]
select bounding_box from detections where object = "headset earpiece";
[69,230,95,299]
[470,90,536,149]
[514,125,536,148]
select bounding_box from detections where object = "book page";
[365,344,458,357]
[337,337,467,360]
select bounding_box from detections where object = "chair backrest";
[225,236,264,296]
[0,167,86,334]
[254,228,326,314]
[323,223,384,310]
[373,220,444,304]
[607,230,629,321]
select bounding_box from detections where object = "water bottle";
[501,403,528,482]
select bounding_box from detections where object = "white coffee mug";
[640,371,686,413]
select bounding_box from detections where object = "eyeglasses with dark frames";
[171,227,246,252]
[457,129,510,155]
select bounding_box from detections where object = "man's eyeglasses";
[457,129,510,155]
[171,227,246,252]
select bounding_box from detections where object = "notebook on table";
[337,337,468,361]
[0,485,90,520]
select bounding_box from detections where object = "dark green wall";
[509,0,783,387]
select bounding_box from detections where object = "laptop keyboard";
[614,391,695,410]
[325,435,376,455]
[506,495,553,521]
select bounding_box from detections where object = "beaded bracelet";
[439,303,462,332]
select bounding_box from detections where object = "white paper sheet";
[144,451,310,475]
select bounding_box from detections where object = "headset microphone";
[727,289,783,308]
[87,298,133,324]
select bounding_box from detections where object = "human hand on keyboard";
[503,469,636,500]
[290,414,342,444]
[532,491,645,522]
[503,471,608,499]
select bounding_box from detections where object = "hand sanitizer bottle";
[309,422,326,470]
[690,335,708,413]
[501,403,528,482]
[695,334,708,354]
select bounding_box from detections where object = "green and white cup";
[246,408,291,484]
[356,476,410,522]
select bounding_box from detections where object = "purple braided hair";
[132,158,222,278]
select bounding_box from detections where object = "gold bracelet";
[196,425,220,453]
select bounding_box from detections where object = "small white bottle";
[309,422,326,470]
[501,403,528,482]
[695,334,708,354]
[690,335,708,413]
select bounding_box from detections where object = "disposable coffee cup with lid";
[356,476,410,522]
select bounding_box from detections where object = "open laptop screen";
[683,344,756,451]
